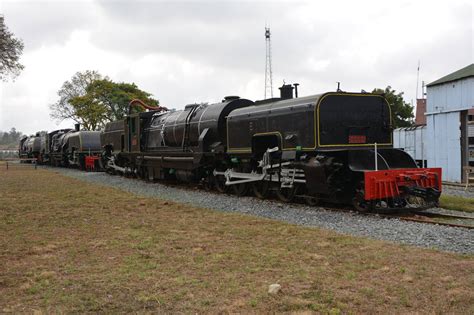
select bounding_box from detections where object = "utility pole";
[264,27,273,99]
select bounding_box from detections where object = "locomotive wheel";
[276,185,296,203]
[352,192,374,212]
[138,167,148,181]
[232,183,248,196]
[202,176,214,191]
[78,159,85,171]
[252,181,269,199]
[304,195,320,206]
[98,158,104,171]
[214,176,229,193]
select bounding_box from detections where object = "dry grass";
[1,167,473,313]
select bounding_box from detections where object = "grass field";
[440,195,474,213]
[1,167,473,313]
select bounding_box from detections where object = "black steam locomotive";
[99,85,441,211]
[19,125,102,169]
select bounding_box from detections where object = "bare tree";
[0,15,24,81]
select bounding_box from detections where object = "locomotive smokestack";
[74,123,80,131]
[279,83,294,100]
[293,83,299,98]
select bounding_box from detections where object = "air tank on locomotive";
[62,129,102,168]
[63,131,102,154]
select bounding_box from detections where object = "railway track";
[395,211,474,229]
[316,205,474,230]
[411,210,474,220]
[395,216,473,229]
[337,208,474,230]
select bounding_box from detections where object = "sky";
[0,0,472,135]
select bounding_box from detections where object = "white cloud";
[0,0,472,134]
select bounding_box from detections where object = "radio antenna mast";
[416,60,420,99]
[264,26,273,99]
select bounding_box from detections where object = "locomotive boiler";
[101,97,253,181]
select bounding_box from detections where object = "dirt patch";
[1,167,473,313]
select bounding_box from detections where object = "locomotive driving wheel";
[276,185,296,203]
[298,186,320,206]
[352,191,374,212]
[202,175,214,191]
[138,166,149,181]
[214,175,228,193]
[232,183,248,196]
[304,194,320,206]
[351,181,374,212]
[252,180,269,199]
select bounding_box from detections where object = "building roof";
[427,64,474,87]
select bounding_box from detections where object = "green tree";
[0,15,25,81]
[78,79,159,122]
[372,86,414,128]
[0,127,23,146]
[50,72,159,130]
[68,95,108,131]
[49,70,105,130]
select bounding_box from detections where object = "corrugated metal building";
[425,64,474,182]
[393,125,426,167]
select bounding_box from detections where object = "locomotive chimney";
[74,123,80,131]
[293,83,299,98]
[222,96,240,102]
[279,83,294,100]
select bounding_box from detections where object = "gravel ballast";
[442,185,474,199]
[47,167,474,254]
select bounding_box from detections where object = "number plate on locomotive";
[348,135,367,144]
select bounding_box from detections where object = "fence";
[0,150,18,160]
[465,166,474,190]
[2,158,37,170]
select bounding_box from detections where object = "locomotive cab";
[317,93,392,149]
